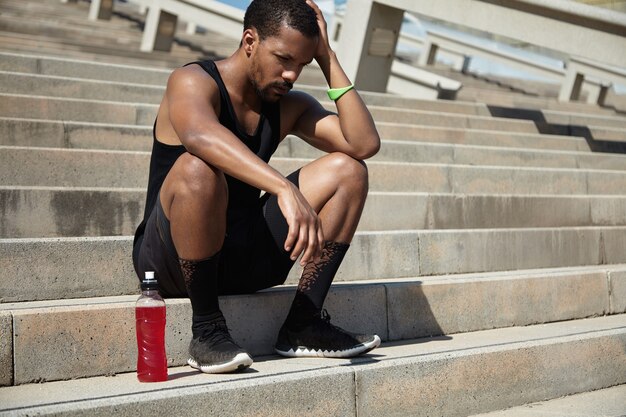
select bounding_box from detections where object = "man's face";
[248,24,318,102]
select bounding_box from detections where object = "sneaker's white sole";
[275,335,381,358]
[187,353,253,374]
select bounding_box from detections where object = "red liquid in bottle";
[135,305,167,382]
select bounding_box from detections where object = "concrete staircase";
[1,0,626,416]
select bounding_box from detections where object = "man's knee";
[326,152,369,193]
[167,153,228,202]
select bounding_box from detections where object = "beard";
[254,80,293,102]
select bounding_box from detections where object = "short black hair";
[243,0,320,40]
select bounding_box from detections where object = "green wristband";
[327,84,354,101]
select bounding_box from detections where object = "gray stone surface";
[1,364,357,417]
[375,123,588,152]
[355,330,626,417]
[472,384,626,416]
[7,186,626,238]
[0,231,417,302]
[448,165,588,195]
[2,315,624,416]
[6,145,626,193]
[0,146,149,188]
[0,117,66,148]
[12,302,136,383]
[6,119,622,171]
[0,187,144,238]
[609,270,626,314]
[0,118,153,150]
[0,237,138,302]
[385,271,609,340]
[368,106,538,133]
[4,282,385,383]
[417,227,626,276]
[3,229,626,302]
[0,71,165,104]
[0,94,155,125]
[3,266,623,383]
[0,312,13,386]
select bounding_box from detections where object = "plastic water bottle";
[135,271,168,382]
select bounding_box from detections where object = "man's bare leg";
[160,153,253,373]
[276,152,381,357]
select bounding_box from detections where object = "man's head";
[243,0,320,41]
[242,0,320,102]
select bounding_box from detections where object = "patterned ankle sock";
[285,241,350,329]
[179,252,221,331]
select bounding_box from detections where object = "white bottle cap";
[141,271,158,290]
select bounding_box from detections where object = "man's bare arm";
[166,65,323,264]
[285,0,381,160]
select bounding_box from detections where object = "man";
[133,0,381,374]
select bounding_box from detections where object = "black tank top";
[134,60,281,248]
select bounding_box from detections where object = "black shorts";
[132,171,300,298]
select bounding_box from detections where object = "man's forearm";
[183,125,290,197]
[318,51,380,159]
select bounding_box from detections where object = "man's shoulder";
[166,64,220,99]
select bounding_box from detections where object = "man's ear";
[242,28,258,57]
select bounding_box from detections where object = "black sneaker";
[187,314,253,374]
[274,310,381,358]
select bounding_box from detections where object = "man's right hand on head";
[276,182,324,266]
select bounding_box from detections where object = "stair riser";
[3,72,626,130]
[0,232,418,302]
[376,124,591,151]
[0,117,595,152]
[0,53,171,85]
[0,313,12,387]
[6,148,626,195]
[4,188,626,238]
[0,95,156,125]
[3,269,623,385]
[5,119,625,170]
[1,92,611,138]
[356,332,626,417]
[3,228,626,302]
[0,54,486,114]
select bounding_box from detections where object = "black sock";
[191,311,225,339]
[178,253,221,336]
[285,241,349,329]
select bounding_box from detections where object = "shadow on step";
[487,105,626,154]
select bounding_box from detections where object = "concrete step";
[0,89,543,135]
[3,73,625,133]
[2,52,622,122]
[0,32,199,69]
[1,117,600,153]
[472,384,626,417]
[458,86,619,116]
[5,187,626,238]
[0,266,624,384]
[485,105,626,131]
[0,314,624,416]
[2,227,626,303]
[379,122,626,151]
[0,1,235,55]
[2,118,625,170]
[3,146,626,195]
[0,52,489,115]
